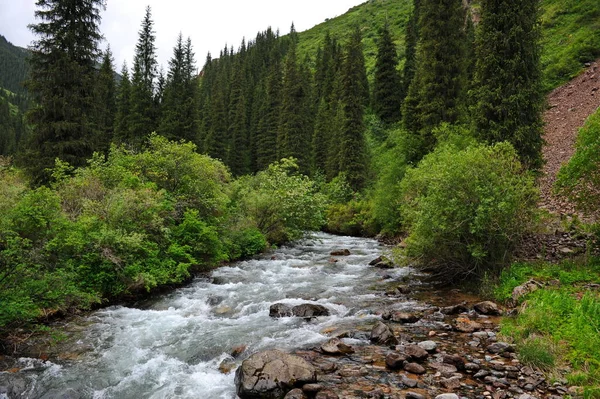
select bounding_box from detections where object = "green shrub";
[325,198,379,237]
[399,141,538,280]
[232,158,327,244]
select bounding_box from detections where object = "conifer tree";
[472,0,544,169]
[129,6,158,149]
[228,56,250,175]
[338,26,369,190]
[402,0,420,104]
[373,24,402,124]
[114,62,131,143]
[22,0,105,184]
[95,45,116,152]
[402,0,467,161]
[256,58,282,170]
[159,33,187,140]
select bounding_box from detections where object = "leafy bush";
[232,158,327,244]
[399,141,538,280]
[325,198,379,237]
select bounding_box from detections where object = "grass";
[495,259,600,397]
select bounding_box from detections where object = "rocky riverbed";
[0,233,575,398]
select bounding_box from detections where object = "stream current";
[2,233,419,399]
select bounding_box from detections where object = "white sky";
[0,0,365,72]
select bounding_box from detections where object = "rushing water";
[2,233,419,399]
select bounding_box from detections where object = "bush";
[325,198,379,237]
[399,141,538,280]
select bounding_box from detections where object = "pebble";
[417,340,437,352]
[435,394,459,399]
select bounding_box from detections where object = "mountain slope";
[0,35,29,95]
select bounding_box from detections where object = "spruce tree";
[129,6,158,149]
[114,62,131,143]
[95,45,116,152]
[402,0,420,105]
[402,0,467,161]
[339,26,369,190]
[256,57,282,170]
[159,33,187,140]
[373,24,402,124]
[22,0,105,184]
[228,56,250,175]
[472,0,544,169]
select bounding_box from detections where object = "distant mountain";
[0,35,29,95]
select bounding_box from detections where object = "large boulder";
[370,321,398,346]
[473,301,502,316]
[270,303,294,318]
[235,349,317,399]
[292,304,329,318]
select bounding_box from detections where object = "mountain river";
[1,233,422,399]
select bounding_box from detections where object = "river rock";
[474,301,502,316]
[390,311,420,323]
[302,383,323,394]
[487,342,514,354]
[417,340,437,352]
[403,344,429,361]
[405,393,425,399]
[235,349,317,399]
[330,249,351,256]
[440,303,469,315]
[440,376,462,389]
[315,390,339,399]
[443,354,466,370]
[219,358,237,374]
[292,304,330,318]
[270,303,293,318]
[402,376,419,388]
[453,317,482,333]
[430,362,458,376]
[404,362,426,374]
[511,280,542,304]
[435,395,459,399]
[231,345,247,358]
[320,338,354,355]
[369,256,395,269]
[284,389,308,399]
[370,321,398,346]
[385,352,407,369]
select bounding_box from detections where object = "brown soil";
[539,59,600,219]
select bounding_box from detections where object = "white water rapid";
[2,233,417,399]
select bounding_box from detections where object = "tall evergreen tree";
[114,62,131,143]
[95,45,116,152]
[129,5,158,149]
[22,0,105,184]
[402,0,467,161]
[256,56,282,170]
[338,26,369,190]
[402,0,421,105]
[228,56,250,175]
[472,0,544,169]
[159,33,187,140]
[373,24,402,124]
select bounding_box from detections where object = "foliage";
[398,139,538,280]
[325,198,378,237]
[557,108,600,216]
[401,0,468,161]
[496,259,600,395]
[231,158,327,244]
[472,0,544,170]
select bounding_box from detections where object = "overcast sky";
[0,0,365,72]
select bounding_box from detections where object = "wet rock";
[302,383,323,394]
[292,304,330,318]
[404,362,426,374]
[487,342,514,354]
[270,303,293,318]
[406,392,426,399]
[315,390,339,399]
[207,295,224,306]
[231,345,247,358]
[403,344,429,361]
[390,311,420,324]
[453,317,482,333]
[370,321,398,346]
[430,362,458,376]
[330,249,351,256]
[435,395,459,399]
[369,256,395,269]
[518,394,539,399]
[474,301,502,316]
[464,362,481,372]
[0,374,27,398]
[284,389,308,399]
[219,358,236,374]
[385,352,407,369]
[235,349,317,399]
[417,340,437,352]
[443,354,466,370]
[473,369,490,379]
[402,375,419,388]
[320,338,354,355]
[397,285,411,295]
[441,376,462,389]
[440,303,469,315]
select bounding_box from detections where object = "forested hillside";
[0,34,28,95]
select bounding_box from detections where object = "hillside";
[0,35,28,95]
[295,0,600,91]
